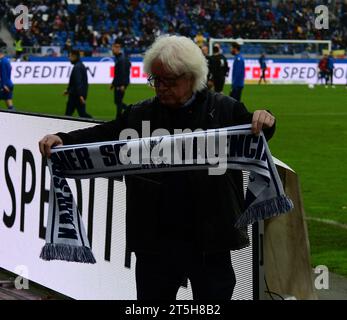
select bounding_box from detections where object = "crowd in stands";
[0,0,347,56]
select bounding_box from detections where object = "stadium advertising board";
[11,60,347,85]
[11,61,147,84]
[0,111,256,300]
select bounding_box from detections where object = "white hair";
[143,35,208,92]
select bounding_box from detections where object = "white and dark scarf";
[40,124,293,264]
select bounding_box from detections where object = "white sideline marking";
[306,217,347,230]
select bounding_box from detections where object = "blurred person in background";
[64,50,92,118]
[14,35,23,61]
[230,42,245,102]
[0,47,15,111]
[209,43,229,93]
[194,31,206,48]
[258,53,267,84]
[110,39,131,118]
[327,51,335,88]
[317,54,328,85]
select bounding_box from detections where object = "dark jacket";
[259,56,267,70]
[68,60,88,98]
[112,53,131,87]
[210,53,229,80]
[57,90,275,253]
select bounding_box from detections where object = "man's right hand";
[63,90,68,96]
[39,134,63,158]
[110,84,114,90]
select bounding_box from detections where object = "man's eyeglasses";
[147,73,186,88]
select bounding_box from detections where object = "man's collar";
[181,93,196,108]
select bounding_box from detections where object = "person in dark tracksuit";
[64,50,92,118]
[327,52,335,87]
[209,44,229,93]
[230,42,245,102]
[258,53,267,84]
[110,39,131,118]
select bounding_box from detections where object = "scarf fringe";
[234,195,294,228]
[40,243,96,264]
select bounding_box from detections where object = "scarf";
[40,124,293,264]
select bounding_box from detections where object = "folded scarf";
[40,124,293,263]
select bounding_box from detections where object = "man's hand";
[38,134,63,158]
[79,96,85,104]
[252,110,275,135]
[117,85,125,92]
[63,90,68,96]
[3,86,10,93]
[110,84,114,90]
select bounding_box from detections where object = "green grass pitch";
[3,83,347,277]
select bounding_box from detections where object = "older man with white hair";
[39,35,276,300]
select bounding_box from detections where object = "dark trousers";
[65,95,92,118]
[114,87,127,118]
[318,71,326,84]
[213,77,225,93]
[259,69,266,83]
[328,69,333,85]
[135,250,236,300]
[230,86,243,102]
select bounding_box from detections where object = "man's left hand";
[252,110,275,135]
[80,96,85,104]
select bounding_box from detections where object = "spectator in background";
[258,53,267,85]
[230,42,245,102]
[0,47,15,111]
[209,44,229,93]
[4,0,347,56]
[110,39,131,118]
[14,35,23,61]
[327,52,335,88]
[64,50,92,118]
[194,31,206,48]
[3,0,347,56]
[63,38,72,54]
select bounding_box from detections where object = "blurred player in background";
[317,54,328,85]
[230,42,245,102]
[258,53,267,84]
[0,47,15,111]
[327,52,335,88]
[110,39,131,118]
[209,43,229,93]
[64,50,92,118]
